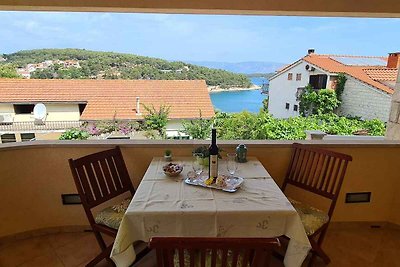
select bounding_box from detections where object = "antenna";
[33,103,47,124]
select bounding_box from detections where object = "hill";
[1,49,251,89]
[186,61,285,74]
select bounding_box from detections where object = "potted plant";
[164,149,172,161]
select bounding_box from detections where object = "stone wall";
[386,71,400,140]
[338,77,392,121]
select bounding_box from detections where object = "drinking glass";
[192,153,204,179]
[226,153,238,176]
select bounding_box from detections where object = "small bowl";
[163,163,183,177]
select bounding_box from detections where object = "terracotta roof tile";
[363,68,398,81]
[0,79,215,120]
[303,54,398,94]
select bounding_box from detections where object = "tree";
[31,68,55,79]
[0,64,20,78]
[2,48,252,88]
[142,104,170,138]
[262,98,269,111]
[182,110,212,139]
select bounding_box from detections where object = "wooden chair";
[282,143,352,265]
[148,237,280,267]
[68,146,137,267]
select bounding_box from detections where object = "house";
[268,49,399,121]
[16,68,31,79]
[0,79,214,142]
[63,60,80,68]
[26,64,37,72]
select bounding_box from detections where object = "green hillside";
[1,49,251,88]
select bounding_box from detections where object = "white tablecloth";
[111,157,311,266]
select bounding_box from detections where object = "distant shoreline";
[208,84,261,93]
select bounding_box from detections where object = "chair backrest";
[68,146,135,215]
[282,143,352,216]
[149,237,280,267]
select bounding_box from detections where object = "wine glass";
[226,153,238,176]
[192,153,204,181]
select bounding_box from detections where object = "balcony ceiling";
[1,0,400,17]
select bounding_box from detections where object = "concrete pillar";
[326,75,331,89]
[385,70,400,140]
[305,130,327,140]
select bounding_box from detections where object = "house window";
[309,74,328,89]
[14,104,35,114]
[1,134,16,143]
[288,73,293,80]
[294,105,298,112]
[296,73,302,81]
[21,133,35,142]
[285,103,290,110]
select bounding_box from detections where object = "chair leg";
[86,243,114,267]
[308,252,316,267]
[93,230,107,250]
[317,227,328,247]
[309,238,330,265]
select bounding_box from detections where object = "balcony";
[0,139,399,266]
[0,121,82,132]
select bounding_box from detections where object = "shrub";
[211,111,385,140]
[59,128,90,140]
[182,110,212,139]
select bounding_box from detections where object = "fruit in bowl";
[163,163,183,177]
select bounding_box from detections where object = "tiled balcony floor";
[0,224,399,267]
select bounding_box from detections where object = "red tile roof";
[303,54,398,94]
[363,68,398,81]
[0,79,215,120]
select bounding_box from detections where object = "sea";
[210,77,268,113]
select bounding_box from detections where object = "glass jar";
[236,144,247,163]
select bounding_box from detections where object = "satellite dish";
[33,103,47,122]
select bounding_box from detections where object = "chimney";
[136,97,141,115]
[387,52,400,68]
[307,49,315,55]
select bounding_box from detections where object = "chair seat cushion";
[95,198,131,230]
[289,198,329,236]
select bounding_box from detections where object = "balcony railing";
[0,121,82,132]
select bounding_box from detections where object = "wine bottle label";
[210,155,218,178]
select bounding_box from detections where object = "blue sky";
[0,11,399,64]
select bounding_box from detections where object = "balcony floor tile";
[0,225,399,266]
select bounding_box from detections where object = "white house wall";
[268,61,320,118]
[337,77,391,122]
[166,119,184,131]
[0,103,80,122]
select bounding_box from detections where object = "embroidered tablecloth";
[111,157,311,266]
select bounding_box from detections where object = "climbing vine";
[299,85,340,116]
[335,73,347,101]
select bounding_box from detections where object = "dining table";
[110,156,311,267]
